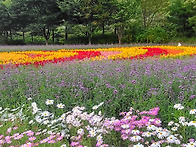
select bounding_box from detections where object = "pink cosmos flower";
[35,132,41,135]
[14,134,23,140]
[56,136,63,141]
[5,136,11,140]
[0,135,3,139]
[27,131,34,136]
[48,140,56,144]
[6,127,12,134]
[96,140,103,146]
[33,142,39,146]
[0,139,5,144]
[70,141,79,146]
[5,139,12,144]
[12,133,20,138]
[189,139,195,142]
[40,139,48,144]
[28,136,36,141]
[13,127,18,130]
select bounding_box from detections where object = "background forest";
[0,0,195,45]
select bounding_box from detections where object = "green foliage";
[167,0,195,37]
[136,27,169,43]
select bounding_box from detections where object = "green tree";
[167,0,195,37]
[139,0,169,29]
[0,0,13,40]
[12,0,64,45]
[58,0,110,45]
[110,0,139,44]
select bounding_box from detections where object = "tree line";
[0,0,195,45]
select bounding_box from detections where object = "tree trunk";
[114,27,117,35]
[46,39,49,45]
[5,31,8,40]
[88,36,91,45]
[65,26,68,40]
[118,34,122,45]
[52,29,55,44]
[22,31,25,43]
[31,35,34,43]
[102,23,105,35]
[10,30,12,40]
[117,25,124,45]
[142,9,147,29]
[43,27,50,45]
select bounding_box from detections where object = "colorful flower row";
[0,46,195,68]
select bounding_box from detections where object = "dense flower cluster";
[0,46,195,68]
[1,102,195,147]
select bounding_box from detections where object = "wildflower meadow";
[0,45,196,147]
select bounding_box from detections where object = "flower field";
[0,46,196,68]
[0,46,196,147]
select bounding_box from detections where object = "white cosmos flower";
[61,145,67,147]
[92,105,98,110]
[188,121,196,127]
[31,102,37,108]
[27,97,32,100]
[41,111,50,117]
[174,123,180,127]
[171,127,178,131]
[175,139,181,144]
[186,142,196,147]
[32,107,39,115]
[132,129,140,135]
[130,135,142,142]
[0,107,2,111]
[43,120,50,124]
[89,129,97,137]
[179,116,185,122]
[133,143,144,147]
[59,114,66,121]
[147,125,157,131]
[77,128,84,135]
[45,99,54,105]
[168,121,174,126]
[178,106,184,110]
[167,135,177,143]
[142,132,151,137]
[150,142,160,147]
[121,124,129,129]
[157,131,167,139]
[190,109,196,115]
[29,120,34,124]
[57,103,65,109]
[35,116,42,123]
[96,134,103,141]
